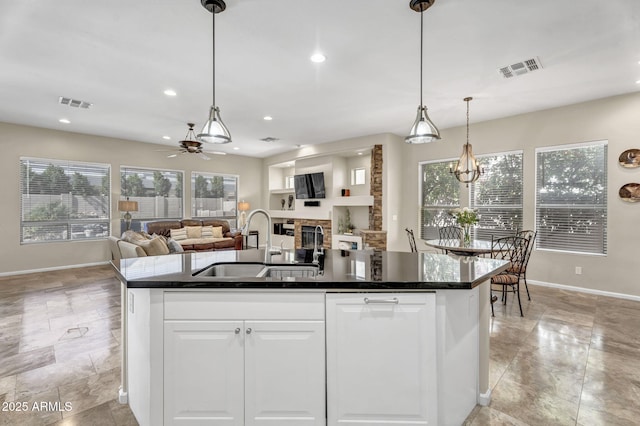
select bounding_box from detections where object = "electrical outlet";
[129,292,134,313]
[575,266,582,275]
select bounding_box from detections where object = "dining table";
[424,238,496,256]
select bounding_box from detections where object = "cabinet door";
[244,320,326,425]
[164,321,244,426]
[326,293,437,426]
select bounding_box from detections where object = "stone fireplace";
[294,219,331,250]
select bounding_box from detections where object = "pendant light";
[450,97,483,186]
[197,0,232,144]
[405,0,440,144]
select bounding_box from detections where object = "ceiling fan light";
[405,106,441,144]
[197,106,231,144]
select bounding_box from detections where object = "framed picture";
[618,149,640,168]
[619,183,640,202]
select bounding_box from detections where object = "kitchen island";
[112,249,509,426]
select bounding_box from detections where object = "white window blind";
[191,172,238,226]
[20,157,110,243]
[419,160,460,240]
[120,167,183,229]
[535,141,607,255]
[470,151,523,240]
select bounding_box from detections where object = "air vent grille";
[58,96,93,109]
[498,57,543,79]
[260,137,279,143]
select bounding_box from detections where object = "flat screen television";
[294,172,325,199]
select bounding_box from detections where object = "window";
[535,141,607,255]
[120,167,183,230]
[419,160,460,240]
[20,157,110,243]
[470,151,523,240]
[351,167,366,185]
[191,172,238,226]
[285,175,294,189]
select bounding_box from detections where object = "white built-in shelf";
[332,195,374,207]
[270,189,295,194]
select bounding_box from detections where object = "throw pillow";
[212,226,224,238]
[185,226,202,239]
[166,238,185,253]
[170,228,187,241]
[201,226,214,238]
[138,236,170,256]
[121,230,150,244]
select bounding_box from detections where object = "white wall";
[0,122,262,275]
[400,92,640,297]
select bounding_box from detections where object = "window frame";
[418,158,460,240]
[534,140,608,256]
[350,167,366,186]
[190,171,239,225]
[120,165,184,230]
[20,157,111,244]
[469,150,524,241]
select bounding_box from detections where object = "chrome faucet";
[242,209,280,263]
[312,225,324,264]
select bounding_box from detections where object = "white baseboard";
[478,388,491,406]
[0,261,111,277]
[529,280,640,302]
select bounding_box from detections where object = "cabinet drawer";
[164,291,325,320]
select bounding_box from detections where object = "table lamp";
[238,201,250,228]
[118,199,138,231]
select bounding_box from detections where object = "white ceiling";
[1,0,639,158]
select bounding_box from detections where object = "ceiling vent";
[58,96,93,109]
[498,57,543,79]
[260,137,279,143]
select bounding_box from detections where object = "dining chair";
[438,225,463,241]
[490,235,529,317]
[515,229,537,300]
[405,228,417,253]
[438,226,463,254]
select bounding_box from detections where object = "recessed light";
[233,147,240,150]
[310,53,326,63]
[162,136,171,140]
[164,89,177,97]
[636,79,640,84]
[59,118,70,124]
[358,152,363,155]
[263,116,273,121]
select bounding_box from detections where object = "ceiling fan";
[160,123,226,160]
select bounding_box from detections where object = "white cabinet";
[325,293,437,426]
[164,321,244,425]
[163,292,326,426]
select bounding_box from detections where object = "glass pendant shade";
[452,143,482,185]
[405,105,441,144]
[197,106,231,144]
[405,2,440,144]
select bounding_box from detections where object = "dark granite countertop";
[112,249,509,291]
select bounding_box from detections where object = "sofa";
[109,219,242,262]
[146,219,242,251]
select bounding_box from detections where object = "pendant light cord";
[212,5,216,107]
[466,98,470,146]
[419,9,423,107]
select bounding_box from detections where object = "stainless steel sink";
[194,262,320,279]
[195,263,266,277]
[256,265,320,279]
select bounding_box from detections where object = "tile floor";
[1,265,639,425]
